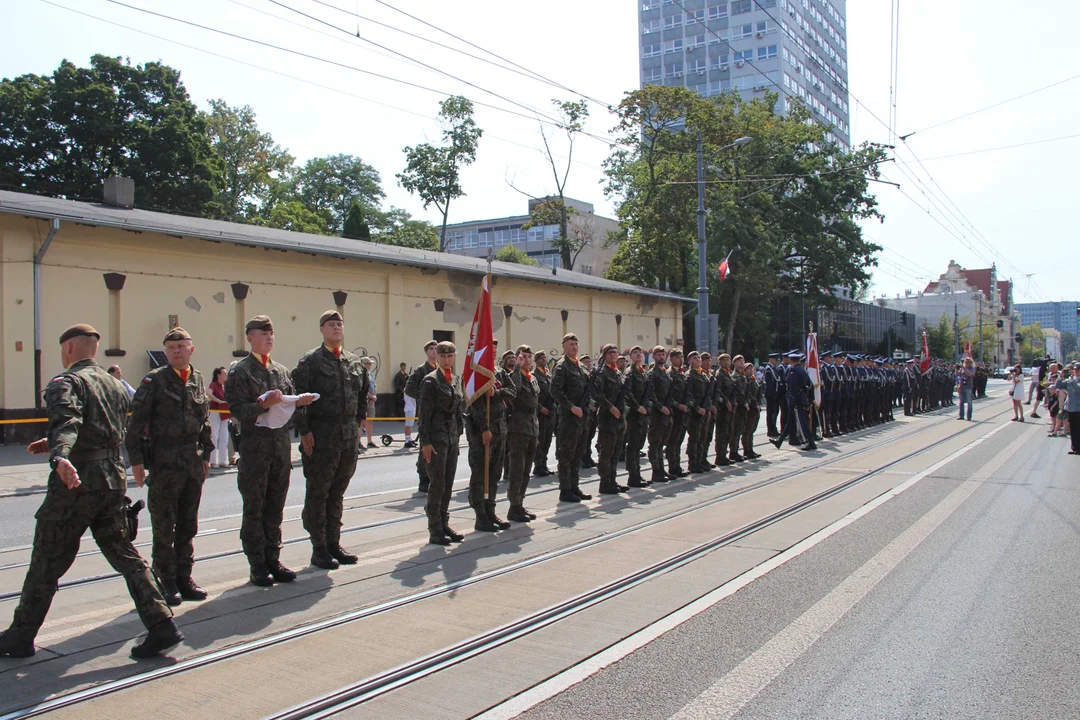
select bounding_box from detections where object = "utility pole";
[695,131,709,354]
[954,303,960,364]
[977,295,984,363]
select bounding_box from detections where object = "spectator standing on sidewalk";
[1055,363,1080,455]
[208,367,233,468]
[362,357,378,449]
[107,366,137,397]
[1009,365,1026,422]
[956,358,975,421]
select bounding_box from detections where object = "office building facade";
[639,0,850,151]
[1016,301,1079,338]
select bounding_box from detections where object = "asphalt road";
[518,410,1080,719]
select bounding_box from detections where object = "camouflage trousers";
[555,415,588,492]
[687,411,708,468]
[729,407,747,456]
[741,408,760,454]
[665,411,690,473]
[301,428,359,549]
[237,427,291,568]
[466,425,505,510]
[9,480,170,640]
[533,413,554,472]
[596,420,625,490]
[148,444,204,582]
[507,431,539,509]
[424,440,459,535]
[647,412,672,478]
[714,408,732,461]
[625,412,649,481]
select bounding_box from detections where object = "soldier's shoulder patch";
[143,375,153,384]
[50,376,64,384]
[228,367,237,375]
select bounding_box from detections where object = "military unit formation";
[0,314,980,661]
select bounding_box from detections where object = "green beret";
[562,333,579,343]
[163,327,192,343]
[59,323,100,344]
[319,310,343,326]
[436,341,456,355]
[424,340,438,350]
[600,343,618,356]
[516,344,533,355]
[245,315,273,332]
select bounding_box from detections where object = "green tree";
[370,207,438,251]
[289,154,383,234]
[256,200,331,235]
[1061,331,1077,359]
[397,96,483,250]
[495,245,538,266]
[522,198,594,272]
[0,55,218,214]
[1018,322,1046,366]
[508,99,590,270]
[602,85,884,353]
[921,314,953,360]
[342,198,371,241]
[203,99,293,220]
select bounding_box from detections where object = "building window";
[757,45,777,60]
[734,23,753,39]
[579,265,593,275]
[734,49,753,63]
[643,66,662,83]
[756,0,777,7]
[663,14,683,30]
[643,43,661,58]
[756,20,776,35]
[642,18,661,34]
[479,231,493,247]
[664,39,683,54]
[665,61,684,78]
[445,232,463,251]
[731,0,752,15]
[544,225,561,240]
[527,226,543,243]
[495,229,510,246]
[642,0,660,7]
[510,227,526,244]
[711,54,729,70]
[464,231,478,249]
[708,4,728,20]
[689,58,706,74]
[686,9,705,25]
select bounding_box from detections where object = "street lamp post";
[696,132,752,354]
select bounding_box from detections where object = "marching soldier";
[226,315,314,586]
[713,353,735,467]
[728,355,748,463]
[507,345,540,522]
[126,327,213,606]
[1,324,180,659]
[291,310,368,570]
[404,340,439,489]
[623,346,653,487]
[419,341,465,545]
[664,349,690,478]
[532,351,556,477]
[646,346,673,484]
[685,351,710,473]
[772,353,817,452]
[740,363,763,459]
[550,334,594,503]
[595,344,628,494]
[464,349,515,533]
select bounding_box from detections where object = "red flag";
[920,332,931,373]
[806,331,822,408]
[964,340,971,358]
[462,275,496,407]
[717,250,732,281]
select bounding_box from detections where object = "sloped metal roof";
[0,190,686,302]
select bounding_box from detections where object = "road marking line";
[474,419,1014,720]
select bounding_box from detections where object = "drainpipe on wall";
[33,219,61,409]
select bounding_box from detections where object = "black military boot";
[651,471,670,482]
[598,484,621,495]
[311,546,339,570]
[177,576,208,601]
[532,466,550,477]
[716,454,732,466]
[473,507,498,532]
[442,514,465,543]
[269,561,297,583]
[729,452,745,463]
[573,485,593,500]
[131,619,184,659]
[0,629,35,658]
[559,484,581,502]
[160,579,182,607]
[250,563,275,587]
[627,476,648,488]
[507,506,531,522]
[486,502,512,530]
[328,546,358,565]
[428,533,451,545]
[580,456,596,469]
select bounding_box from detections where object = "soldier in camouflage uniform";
[550,333,594,503]
[595,344,628,495]
[404,340,439,490]
[226,315,314,586]
[506,345,540,522]
[419,341,465,545]
[684,351,710,473]
[1,324,180,660]
[664,349,690,478]
[646,346,673,483]
[532,351,555,477]
[292,310,368,570]
[701,353,718,470]
[125,327,212,606]
[740,363,763,459]
[499,350,516,486]
[465,349,515,533]
[728,355,749,462]
[581,354,598,469]
[713,354,735,467]
[615,353,629,463]
[623,346,653,487]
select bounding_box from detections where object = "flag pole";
[483,252,493,500]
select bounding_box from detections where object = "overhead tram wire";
[39,1,605,173]
[914,133,1080,162]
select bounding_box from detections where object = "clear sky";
[4,0,1077,303]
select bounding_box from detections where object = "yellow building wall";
[0,216,683,410]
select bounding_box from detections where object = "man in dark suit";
[772,353,817,452]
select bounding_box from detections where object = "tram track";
[0,404,968,597]
[0,401,1010,720]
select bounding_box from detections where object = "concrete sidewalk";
[0,420,422,498]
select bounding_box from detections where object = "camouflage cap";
[58,323,100,344]
[162,327,192,343]
[245,315,273,332]
[319,310,343,326]
[436,341,457,355]
[516,344,533,355]
[562,333,579,343]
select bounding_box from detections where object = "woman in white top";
[1009,365,1025,422]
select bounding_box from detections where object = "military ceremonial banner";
[806,331,822,408]
[717,250,733,281]
[920,332,932,373]
[964,340,972,358]
[462,274,496,408]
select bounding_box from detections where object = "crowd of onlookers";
[1003,355,1080,455]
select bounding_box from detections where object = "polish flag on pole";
[462,274,496,408]
[920,332,931,372]
[964,340,972,358]
[806,331,822,408]
[717,250,733,281]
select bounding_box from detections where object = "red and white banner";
[717,250,732,281]
[462,275,496,408]
[806,331,822,408]
[920,332,931,373]
[964,340,972,358]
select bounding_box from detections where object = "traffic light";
[900,311,908,324]
[1015,332,1023,343]
[997,319,1004,329]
